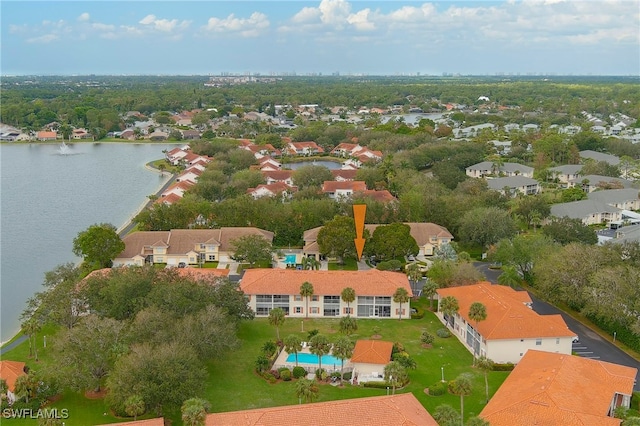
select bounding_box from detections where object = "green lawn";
[2,297,508,425]
[327,259,358,270]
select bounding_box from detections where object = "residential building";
[286,141,324,156]
[36,130,58,141]
[611,224,640,244]
[480,350,637,426]
[331,169,358,181]
[322,180,367,199]
[350,340,393,383]
[113,227,274,267]
[436,283,576,364]
[257,156,282,171]
[550,199,623,225]
[549,164,583,186]
[588,188,640,211]
[486,176,541,196]
[247,182,297,200]
[358,189,398,204]
[0,360,26,403]
[568,175,634,193]
[204,394,437,425]
[465,162,534,178]
[579,150,621,166]
[262,170,294,186]
[240,269,412,319]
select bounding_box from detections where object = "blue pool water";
[287,352,344,366]
[285,254,296,265]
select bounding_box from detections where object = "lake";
[284,160,343,170]
[0,142,180,343]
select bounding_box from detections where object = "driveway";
[473,261,640,390]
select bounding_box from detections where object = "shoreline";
[1,157,174,349]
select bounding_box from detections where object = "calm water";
[0,142,179,343]
[284,160,342,170]
[286,352,343,366]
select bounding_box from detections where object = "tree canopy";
[72,223,124,269]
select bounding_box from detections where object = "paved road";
[474,262,640,390]
[0,335,28,355]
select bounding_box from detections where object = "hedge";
[280,369,292,381]
[492,362,515,371]
[342,371,352,380]
[585,314,640,353]
[292,366,307,379]
[363,381,390,389]
[411,307,425,320]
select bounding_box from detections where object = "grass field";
[2,297,508,425]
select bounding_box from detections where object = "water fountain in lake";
[58,142,72,155]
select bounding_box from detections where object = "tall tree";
[332,336,354,386]
[468,302,487,365]
[423,279,439,310]
[439,296,459,327]
[72,223,125,269]
[283,334,302,367]
[292,165,333,189]
[449,373,473,425]
[316,215,356,264]
[475,356,493,404]
[268,307,286,340]
[458,207,517,249]
[181,397,210,426]
[294,378,319,404]
[433,404,461,426]
[300,281,314,319]
[341,287,356,315]
[125,395,145,421]
[230,234,273,267]
[542,216,598,245]
[383,361,408,395]
[339,315,358,336]
[368,223,419,261]
[393,287,410,320]
[492,234,555,283]
[309,334,331,373]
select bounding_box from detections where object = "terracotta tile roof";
[360,189,397,203]
[37,130,57,139]
[248,182,297,196]
[436,283,576,340]
[351,340,394,365]
[322,180,367,192]
[204,393,437,426]
[0,360,26,392]
[480,350,637,426]
[240,269,412,297]
[100,418,164,426]
[261,170,293,181]
[156,192,182,205]
[331,169,358,181]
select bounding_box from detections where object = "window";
[255,294,290,316]
[294,307,302,314]
[294,295,302,302]
[310,307,319,314]
[200,244,206,250]
[344,307,353,315]
[208,255,216,261]
[311,295,319,302]
[324,295,340,317]
[155,257,163,263]
[556,338,560,345]
[536,338,542,346]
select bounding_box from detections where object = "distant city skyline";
[2,0,639,76]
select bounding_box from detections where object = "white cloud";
[205,12,269,37]
[138,14,191,33]
[291,7,320,24]
[318,0,351,25]
[92,23,115,32]
[26,34,58,44]
[347,9,375,31]
[77,12,90,22]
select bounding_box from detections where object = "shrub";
[363,381,390,389]
[255,354,270,372]
[392,342,405,354]
[421,331,435,345]
[492,362,515,371]
[428,381,447,396]
[268,369,280,380]
[436,328,451,338]
[411,307,425,319]
[278,367,291,375]
[315,368,327,381]
[292,366,307,379]
[342,371,352,380]
[280,369,292,381]
[633,391,640,410]
[392,352,417,370]
[331,371,341,379]
[307,329,319,340]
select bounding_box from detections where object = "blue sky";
[2,0,639,76]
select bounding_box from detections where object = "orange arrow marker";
[353,204,367,260]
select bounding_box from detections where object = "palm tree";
[449,373,473,426]
[309,334,331,373]
[302,256,321,270]
[124,394,145,421]
[498,265,521,288]
[340,287,356,315]
[393,287,410,320]
[476,356,494,404]
[383,361,408,395]
[295,378,319,404]
[268,307,286,340]
[339,315,358,336]
[300,281,314,319]
[439,295,459,328]
[283,334,302,367]
[466,417,490,426]
[332,336,354,386]
[181,397,210,426]
[468,302,487,365]
[423,279,438,310]
[433,404,461,426]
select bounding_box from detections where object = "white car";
[572,336,579,343]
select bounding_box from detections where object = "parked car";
[178,262,187,268]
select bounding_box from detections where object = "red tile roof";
[360,189,397,203]
[331,169,358,180]
[436,283,575,339]
[0,360,26,392]
[261,170,293,181]
[240,269,412,297]
[205,394,437,426]
[351,340,394,365]
[322,180,367,192]
[480,350,637,426]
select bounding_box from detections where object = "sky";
[2,0,639,76]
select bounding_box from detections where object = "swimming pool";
[286,352,344,366]
[284,254,296,265]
